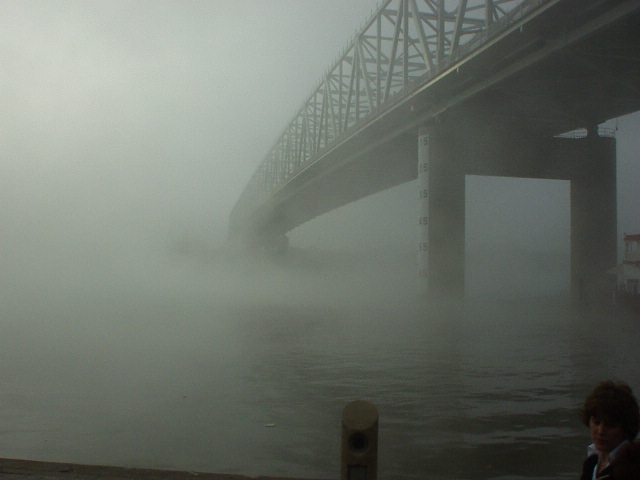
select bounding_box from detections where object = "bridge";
[229,0,640,300]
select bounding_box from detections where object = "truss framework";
[231,0,550,231]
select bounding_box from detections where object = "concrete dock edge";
[0,458,330,480]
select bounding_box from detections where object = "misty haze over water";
[2,237,639,480]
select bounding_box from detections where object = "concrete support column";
[418,126,466,300]
[570,133,617,303]
[417,127,430,294]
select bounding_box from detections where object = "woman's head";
[581,380,640,442]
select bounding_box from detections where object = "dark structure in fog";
[229,0,640,300]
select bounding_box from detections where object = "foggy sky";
[0,1,379,262]
[1,0,639,283]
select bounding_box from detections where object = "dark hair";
[581,380,640,440]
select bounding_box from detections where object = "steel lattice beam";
[230,0,550,234]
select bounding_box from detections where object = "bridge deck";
[231,0,640,242]
[0,458,321,480]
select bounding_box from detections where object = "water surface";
[1,248,637,480]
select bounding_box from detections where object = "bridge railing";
[230,0,551,236]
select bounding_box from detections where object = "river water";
[1,247,638,480]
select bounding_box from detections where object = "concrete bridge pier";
[418,126,466,300]
[418,124,617,304]
[567,131,617,304]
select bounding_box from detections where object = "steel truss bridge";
[228,0,640,298]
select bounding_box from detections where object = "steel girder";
[230,0,549,235]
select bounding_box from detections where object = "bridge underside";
[234,1,640,300]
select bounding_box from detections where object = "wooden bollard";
[341,400,378,480]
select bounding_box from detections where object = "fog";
[1,2,640,478]
[1,0,379,273]
[2,1,639,299]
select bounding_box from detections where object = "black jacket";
[580,442,640,480]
